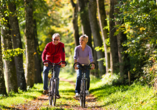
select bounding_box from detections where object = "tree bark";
[88,0,106,73]
[0,28,7,95]
[25,0,35,87]
[0,1,7,96]
[8,0,26,91]
[33,19,42,83]
[96,0,110,74]
[70,0,79,46]
[1,15,18,93]
[117,31,130,84]
[77,0,92,48]
[109,0,119,74]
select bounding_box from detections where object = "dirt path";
[12,78,103,110]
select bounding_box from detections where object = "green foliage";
[101,73,119,85]
[2,48,25,60]
[116,0,157,83]
[37,0,75,66]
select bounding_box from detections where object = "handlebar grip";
[73,62,96,69]
[43,60,52,65]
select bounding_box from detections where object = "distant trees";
[0,0,156,94]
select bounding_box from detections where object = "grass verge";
[0,83,43,109]
[60,71,157,110]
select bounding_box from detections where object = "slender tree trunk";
[34,19,42,83]
[117,31,130,84]
[114,0,130,83]
[96,0,110,74]
[88,0,106,74]
[8,0,26,91]
[25,0,35,87]
[1,15,18,93]
[0,1,7,96]
[77,0,93,48]
[0,28,7,95]
[70,0,79,46]
[109,0,119,74]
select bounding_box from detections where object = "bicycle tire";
[49,79,53,105]
[80,79,86,108]
[52,79,57,106]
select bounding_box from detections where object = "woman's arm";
[88,46,94,63]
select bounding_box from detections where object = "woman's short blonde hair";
[52,33,60,39]
[79,34,88,42]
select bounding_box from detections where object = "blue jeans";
[75,66,90,93]
[43,65,60,95]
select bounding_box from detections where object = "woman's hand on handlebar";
[74,64,78,70]
[91,64,95,70]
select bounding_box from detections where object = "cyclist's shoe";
[43,90,48,94]
[85,90,89,96]
[56,95,61,99]
[75,93,80,97]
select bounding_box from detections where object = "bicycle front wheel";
[52,79,57,106]
[49,79,53,105]
[80,79,86,108]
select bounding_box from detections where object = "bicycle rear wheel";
[80,79,86,108]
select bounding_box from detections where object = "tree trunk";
[117,31,130,84]
[0,28,7,95]
[25,0,35,87]
[8,0,26,91]
[77,0,93,48]
[114,0,130,84]
[109,0,119,74]
[70,0,79,46]
[1,15,18,93]
[96,0,110,74]
[88,0,106,73]
[33,19,42,83]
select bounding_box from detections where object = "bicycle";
[73,62,95,108]
[43,60,67,106]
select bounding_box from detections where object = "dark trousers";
[43,65,60,95]
[75,67,90,93]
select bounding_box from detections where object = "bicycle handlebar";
[73,62,96,69]
[43,60,67,66]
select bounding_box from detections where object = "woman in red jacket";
[42,33,65,98]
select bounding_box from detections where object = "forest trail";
[12,78,103,110]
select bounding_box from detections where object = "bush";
[101,73,119,85]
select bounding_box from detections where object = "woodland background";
[0,0,157,96]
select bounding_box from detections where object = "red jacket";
[42,42,65,64]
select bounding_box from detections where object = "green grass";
[1,70,157,110]
[0,83,43,109]
[60,71,157,110]
[89,78,157,110]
